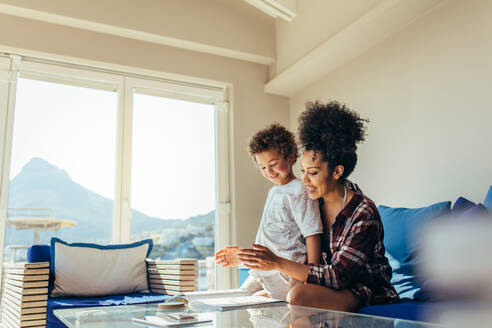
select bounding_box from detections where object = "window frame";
[0,54,232,289]
[0,55,17,286]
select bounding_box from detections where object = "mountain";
[7,158,214,245]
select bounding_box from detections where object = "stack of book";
[146,259,199,295]
[1,262,49,328]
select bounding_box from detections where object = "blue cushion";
[47,293,171,328]
[485,186,492,210]
[28,244,51,263]
[379,201,451,300]
[384,253,421,300]
[450,197,489,221]
[28,244,55,288]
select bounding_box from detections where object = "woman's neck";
[321,183,346,227]
[322,183,345,206]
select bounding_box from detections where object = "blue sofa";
[236,186,491,323]
[359,185,492,322]
[31,186,492,327]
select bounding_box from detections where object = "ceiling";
[0,0,446,97]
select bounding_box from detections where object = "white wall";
[274,0,382,74]
[0,13,289,250]
[290,0,492,208]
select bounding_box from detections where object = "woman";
[238,101,399,311]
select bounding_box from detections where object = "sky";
[9,77,216,220]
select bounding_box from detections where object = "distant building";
[159,228,185,245]
[167,243,202,259]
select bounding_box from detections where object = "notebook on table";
[162,288,286,311]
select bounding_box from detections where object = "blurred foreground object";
[420,217,492,327]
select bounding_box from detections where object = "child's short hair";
[248,123,298,162]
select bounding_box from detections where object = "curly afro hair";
[248,123,298,162]
[297,101,368,181]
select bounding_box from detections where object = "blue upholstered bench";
[28,245,171,328]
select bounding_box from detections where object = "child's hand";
[252,289,271,298]
[214,246,241,267]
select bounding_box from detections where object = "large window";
[0,56,231,290]
[131,93,216,255]
[5,77,118,254]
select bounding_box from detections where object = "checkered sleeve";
[307,217,379,289]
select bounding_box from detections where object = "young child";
[215,123,322,300]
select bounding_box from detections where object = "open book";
[162,288,286,311]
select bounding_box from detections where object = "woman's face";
[300,150,338,199]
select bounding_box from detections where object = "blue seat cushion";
[47,293,171,328]
[379,201,451,300]
[359,301,462,323]
[485,186,492,211]
[359,301,426,322]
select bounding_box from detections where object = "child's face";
[255,149,295,186]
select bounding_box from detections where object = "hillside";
[6,158,214,254]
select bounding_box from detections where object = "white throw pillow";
[50,238,151,297]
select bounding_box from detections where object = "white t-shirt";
[252,178,323,277]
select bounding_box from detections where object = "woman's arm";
[240,216,380,289]
[276,255,310,282]
[307,218,379,289]
[305,234,321,264]
[238,244,310,282]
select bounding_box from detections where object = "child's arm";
[305,234,321,264]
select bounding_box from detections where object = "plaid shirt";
[307,182,399,307]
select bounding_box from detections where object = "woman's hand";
[237,244,281,271]
[241,245,310,282]
[214,246,241,267]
